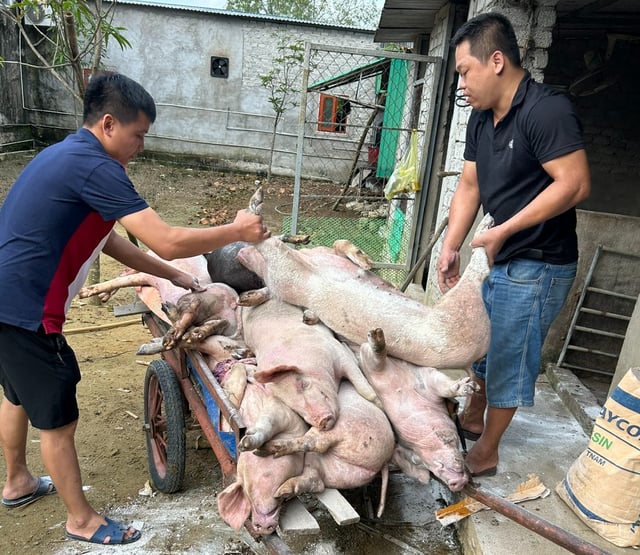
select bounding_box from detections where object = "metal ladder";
[557,245,640,376]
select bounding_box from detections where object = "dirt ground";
[0,154,461,555]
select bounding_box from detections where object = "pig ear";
[217,482,251,531]
[253,365,299,383]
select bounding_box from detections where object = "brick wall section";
[545,35,640,218]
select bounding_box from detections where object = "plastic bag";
[384,129,420,200]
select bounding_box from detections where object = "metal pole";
[463,482,612,555]
[400,216,448,291]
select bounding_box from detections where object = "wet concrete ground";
[49,455,463,555]
[281,473,462,554]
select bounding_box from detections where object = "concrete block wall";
[545,36,640,219]
[3,6,377,176]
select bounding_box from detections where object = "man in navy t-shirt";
[437,13,591,477]
[0,74,270,545]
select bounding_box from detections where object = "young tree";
[259,32,304,181]
[0,0,132,291]
[0,0,131,102]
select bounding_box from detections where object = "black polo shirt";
[464,72,585,264]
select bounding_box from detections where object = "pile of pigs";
[79,211,494,537]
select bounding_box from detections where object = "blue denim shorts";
[472,258,577,408]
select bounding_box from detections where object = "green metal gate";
[287,43,441,286]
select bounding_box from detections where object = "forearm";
[443,177,481,252]
[145,224,244,260]
[103,232,188,280]
[119,207,267,260]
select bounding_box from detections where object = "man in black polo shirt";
[437,12,591,477]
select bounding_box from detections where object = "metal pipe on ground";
[463,482,610,555]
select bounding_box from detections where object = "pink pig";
[242,298,380,431]
[358,328,478,492]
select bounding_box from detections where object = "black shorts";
[0,323,80,430]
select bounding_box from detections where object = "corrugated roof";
[308,57,389,91]
[374,0,447,43]
[111,0,377,32]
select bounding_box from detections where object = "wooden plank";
[315,488,360,526]
[277,498,320,536]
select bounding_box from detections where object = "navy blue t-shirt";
[464,72,585,264]
[0,128,148,333]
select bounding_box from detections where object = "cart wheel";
[144,359,186,493]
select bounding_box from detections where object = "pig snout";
[252,508,280,536]
[303,389,338,431]
[432,457,469,492]
[447,472,469,492]
[316,413,336,431]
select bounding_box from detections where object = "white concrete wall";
[104,7,375,174]
[16,6,376,175]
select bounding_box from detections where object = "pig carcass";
[358,327,478,492]
[241,297,380,431]
[78,252,212,323]
[217,362,309,535]
[261,381,394,517]
[137,331,251,361]
[159,282,243,349]
[236,214,493,370]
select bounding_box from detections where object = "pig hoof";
[239,434,265,451]
[367,328,386,352]
[302,309,320,325]
[238,289,270,307]
[261,440,290,458]
[455,377,480,396]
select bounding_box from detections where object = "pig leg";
[274,465,324,498]
[78,272,153,299]
[302,309,320,325]
[199,335,253,361]
[360,328,387,371]
[392,444,432,484]
[338,343,382,407]
[248,186,263,215]
[181,318,229,344]
[136,337,164,355]
[332,239,373,270]
[415,371,480,399]
[261,429,333,458]
[239,413,289,451]
[237,287,271,307]
[162,295,214,348]
[220,362,248,409]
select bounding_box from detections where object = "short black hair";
[451,12,521,67]
[83,73,157,126]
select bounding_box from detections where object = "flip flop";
[65,516,141,545]
[467,465,498,477]
[461,428,482,441]
[2,476,57,509]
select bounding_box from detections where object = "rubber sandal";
[461,428,482,441]
[2,476,57,509]
[468,465,498,477]
[65,517,141,545]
